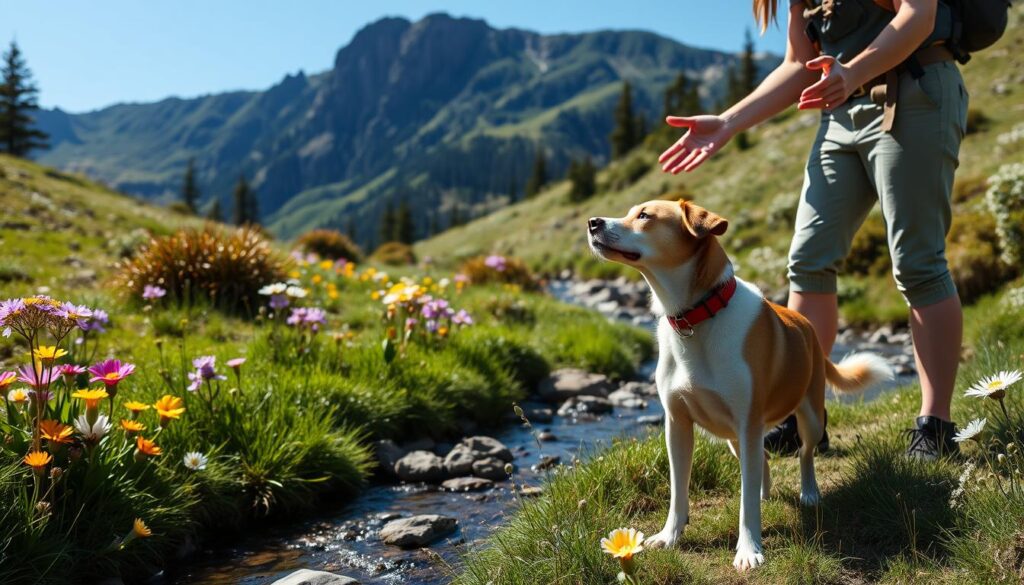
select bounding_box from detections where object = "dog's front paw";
[645,527,681,549]
[733,542,764,571]
[799,489,821,507]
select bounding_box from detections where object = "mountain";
[34,13,775,246]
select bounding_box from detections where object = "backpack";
[874,0,1011,63]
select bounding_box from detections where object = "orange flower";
[120,419,145,434]
[132,518,152,538]
[23,451,52,472]
[134,436,162,459]
[153,395,185,427]
[40,420,74,444]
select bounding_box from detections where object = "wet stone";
[379,514,457,549]
[443,444,476,476]
[534,455,561,470]
[270,569,361,585]
[394,450,446,483]
[472,456,510,480]
[557,395,613,417]
[441,476,494,492]
[536,368,614,402]
[537,431,557,442]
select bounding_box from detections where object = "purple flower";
[269,294,289,311]
[142,285,167,300]
[425,320,439,333]
[484,255,507,272]
[18,364,57,390]
[192,356,226,382]
[421,299,450,320]
[452,309,473,326]
[405,317,418,330]
[79,309,109,333]
[56,302,92,323]
[88,359,135,389]
[287,307,327,332]
[187,370,203,392]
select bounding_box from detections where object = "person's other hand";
[658,115,734,174]
[798,55,854,110]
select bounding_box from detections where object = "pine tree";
[232,174,252,225]
[379,203,396,243]
[609,81,637,159]
[448,204,463,229]
[206,198,223,222]
[508,176,519,203]
[395,201,414,244]
[567,157,597,203]
[524,150,547,198]
[740,28,758,96]
[0,41,48,157]
[663,73,702,119]
[181,158,199,214]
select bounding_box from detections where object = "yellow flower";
[33,346,68,364]
[121,419,145,434]
[601,527,645,560]
[124,401,151,416]
[72,388,109,409]
[311,274,323,284]
[23,451,52,472]
[328,290,339,300]
[154,395,185,427]
[40,420,74,444]
[319,260,333,270]
[437,326,449,337]
[132,518,152,538]
[135,436,162,458]
[7,388,30,405]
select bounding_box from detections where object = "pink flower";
[226,358,246,372]
[58,364,87,384]
[18,364,57,390]
[452,309,473,326]
[88,359,136,389]
[484,255,507,272]
[142,285,167,300]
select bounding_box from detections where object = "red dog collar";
[666,276,738,337]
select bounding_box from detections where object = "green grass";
[456,294,1024,584]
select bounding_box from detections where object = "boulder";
[443,444,476,476]
[379,514,457,548]
[441,476,494,492]
[461,436,513,462]
[472,456,510,480]
[394,450,446,483]
[608,387,648,409]
[557,395,613,417]
[270,569,360,585]
[537,368,614,403]
[534,455,561,470]
[374,440,405,477]
[519,486,544,497]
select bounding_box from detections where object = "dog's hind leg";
[647,408,694,549]
[793,396,823,506]
[733,425,765,571]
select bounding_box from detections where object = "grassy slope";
[0,154,653,583]
[418,4,1024,325]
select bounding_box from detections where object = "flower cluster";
[1,296,95,341]
[287,307,327,332]
[985,162,1024,265]
[373,278,473,356]
[259,281,309,312]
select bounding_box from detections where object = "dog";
[587,199,892,571]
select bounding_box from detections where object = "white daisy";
[965,370,1023,399]
[285,285,308,298]
[183,451,208,471]
[74,414,111,442]
[953,418,987,443]
[258,283,287,296]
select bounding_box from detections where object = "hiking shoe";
[904,416,960,460]
[764,411,830,455]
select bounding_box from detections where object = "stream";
[169,277,916,585]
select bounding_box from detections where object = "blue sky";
[4,1,787,113]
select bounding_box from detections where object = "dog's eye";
[637,211,650,220]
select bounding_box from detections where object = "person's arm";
[660,1,818,174]
[798,0,936,109]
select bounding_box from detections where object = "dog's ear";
[680,200,728,238]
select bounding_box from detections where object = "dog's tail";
[824,352,894,394]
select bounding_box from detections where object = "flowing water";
[170,280,914,585]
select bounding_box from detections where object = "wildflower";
[437,326,449,337]
[88,359,136,392]
[142,284,167,300]
[258,283,288,296]
[226,357,246,372]
[58,364,87,385]
[965,370,1022,400]
[17,364,57,390]
[78,308,108,333]
[601,527,645,583]
[405,318,418,330]
[183,451,208,471]
[287,307,327,332]
[72,388,108,424]
[124,400,150,418]
[23,451,52,474]
[484,255,507,272]
[285,285,308,298]
[154,395,185,427]
[193,356,226,382]
[120,419,145,434]
[33,345,67,364]
[953,418,987,443]
[118,518,152,549]
[452,309,473,326]
[74,414,111,443]
[40,420,74,444]
[269,294,289,311]
[0,370,16,389]
[7,388,30,406]
[421,299,453,320]
[134,436,162,460]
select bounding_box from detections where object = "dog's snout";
[588,217,605,233]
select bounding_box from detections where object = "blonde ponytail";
[752,0,780,33]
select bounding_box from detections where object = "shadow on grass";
[802,433,959,578]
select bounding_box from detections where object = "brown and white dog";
[587,199,892,571]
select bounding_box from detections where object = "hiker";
[659,0,995,459]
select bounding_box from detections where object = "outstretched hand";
[658,115,733,174]
[798,55,854,110]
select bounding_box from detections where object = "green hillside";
[418,4,1024,325]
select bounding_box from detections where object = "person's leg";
[865,62,968,457]
[787,291,837,354]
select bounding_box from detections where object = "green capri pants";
[787,61,969,307]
